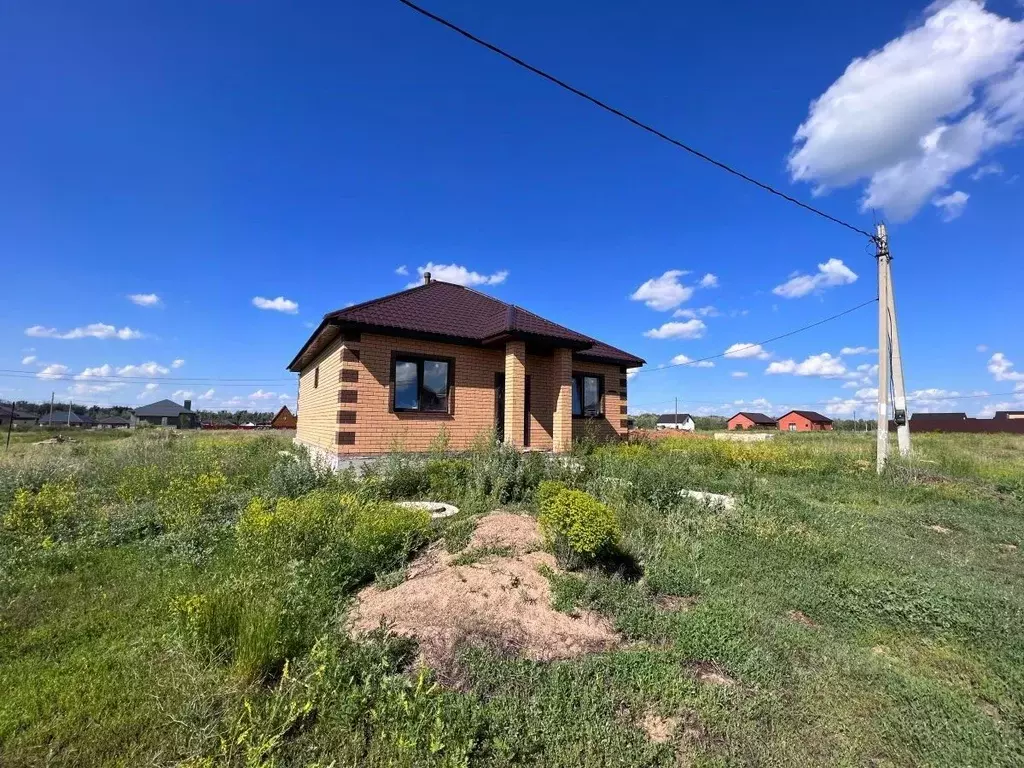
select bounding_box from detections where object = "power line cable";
[397,0,878,243]
[629,297,878,377]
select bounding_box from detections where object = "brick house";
[726,411,776,430]
[286,277,644,464]
[776,410,833,432]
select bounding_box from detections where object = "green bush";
[425,458,471,501]
[175,490,432,680]
[2,480,79,537]
[536,479,568,511]
[263,450,332,499]
[237,490,430,588]
[538,486,619,568]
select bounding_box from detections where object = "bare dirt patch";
[926,524,952,534]
[349,513,621,670]
[655,595,700,612]
[640,712,679,744]
[999,543,1018,553]
[469,512,542,553]
[787,609,819,628]
[688,661,736,687]
[635,708,709,766]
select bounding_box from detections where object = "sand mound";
[349,512,621,669]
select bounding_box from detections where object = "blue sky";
[3,0,1023,416]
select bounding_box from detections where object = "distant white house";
[656,413,695,431]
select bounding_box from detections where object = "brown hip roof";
[288,280,645,371]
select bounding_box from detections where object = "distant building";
[910,411,1024,434]
[0,404,38,429]
[777,410,834,432]
[95,415,131,429]
[655,413,695,431]
[727,412,776,430]
[37,411,92,428]
[270,405,297,429]
[134,399,200,429]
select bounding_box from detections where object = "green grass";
[1,429,1023,765]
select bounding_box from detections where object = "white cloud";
[395,265,409,276]
[971,162,1003,180]
[252,296,299,314]
[643,319,706,340]
[76,364,114,379]
[673,305,719,319]
[988,352,1024,381]
[37,364,70,380]
[626,367,641,379]
[70,381,125,396]
[772,258,858,299]
[630,270,693,311]
[128,293,161,307]
[198,388,216,400]
[933,190,969,220]
[21,355,36,365]
[840,346,877,355]
[171,359,185,369]
[731,371,749,378]
[249,389,277,400]
[669,354,714,368]
[172,389,195,400]
[278,394,290,401]
[407,262,508,289]
[766,352,847,377]
[699,273,719,288]
[788,0,1024,221]
[137,382,159,398]
[117,362,170,377]
[723,342,770,360]
[823,397,860,417]
[25,323,143,340]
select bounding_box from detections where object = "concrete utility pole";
[875,223,911,473]
[48,392,54,424]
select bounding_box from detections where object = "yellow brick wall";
[296,330,630,456]
[294,334,344,452]
[342,333,506,453]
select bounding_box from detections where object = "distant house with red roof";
[270,405,297,429]
[777,410,834,432]
[727,412,777,430]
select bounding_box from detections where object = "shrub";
[237,490,431,590]
[2,480,78,536]
[159,470,227,533]
[538,486,619,568]
[264,452,330,499]
[536,480,568,510]
[425,458,471,502]
[179,490,432,680]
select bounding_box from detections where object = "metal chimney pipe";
[423,271,431,285]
